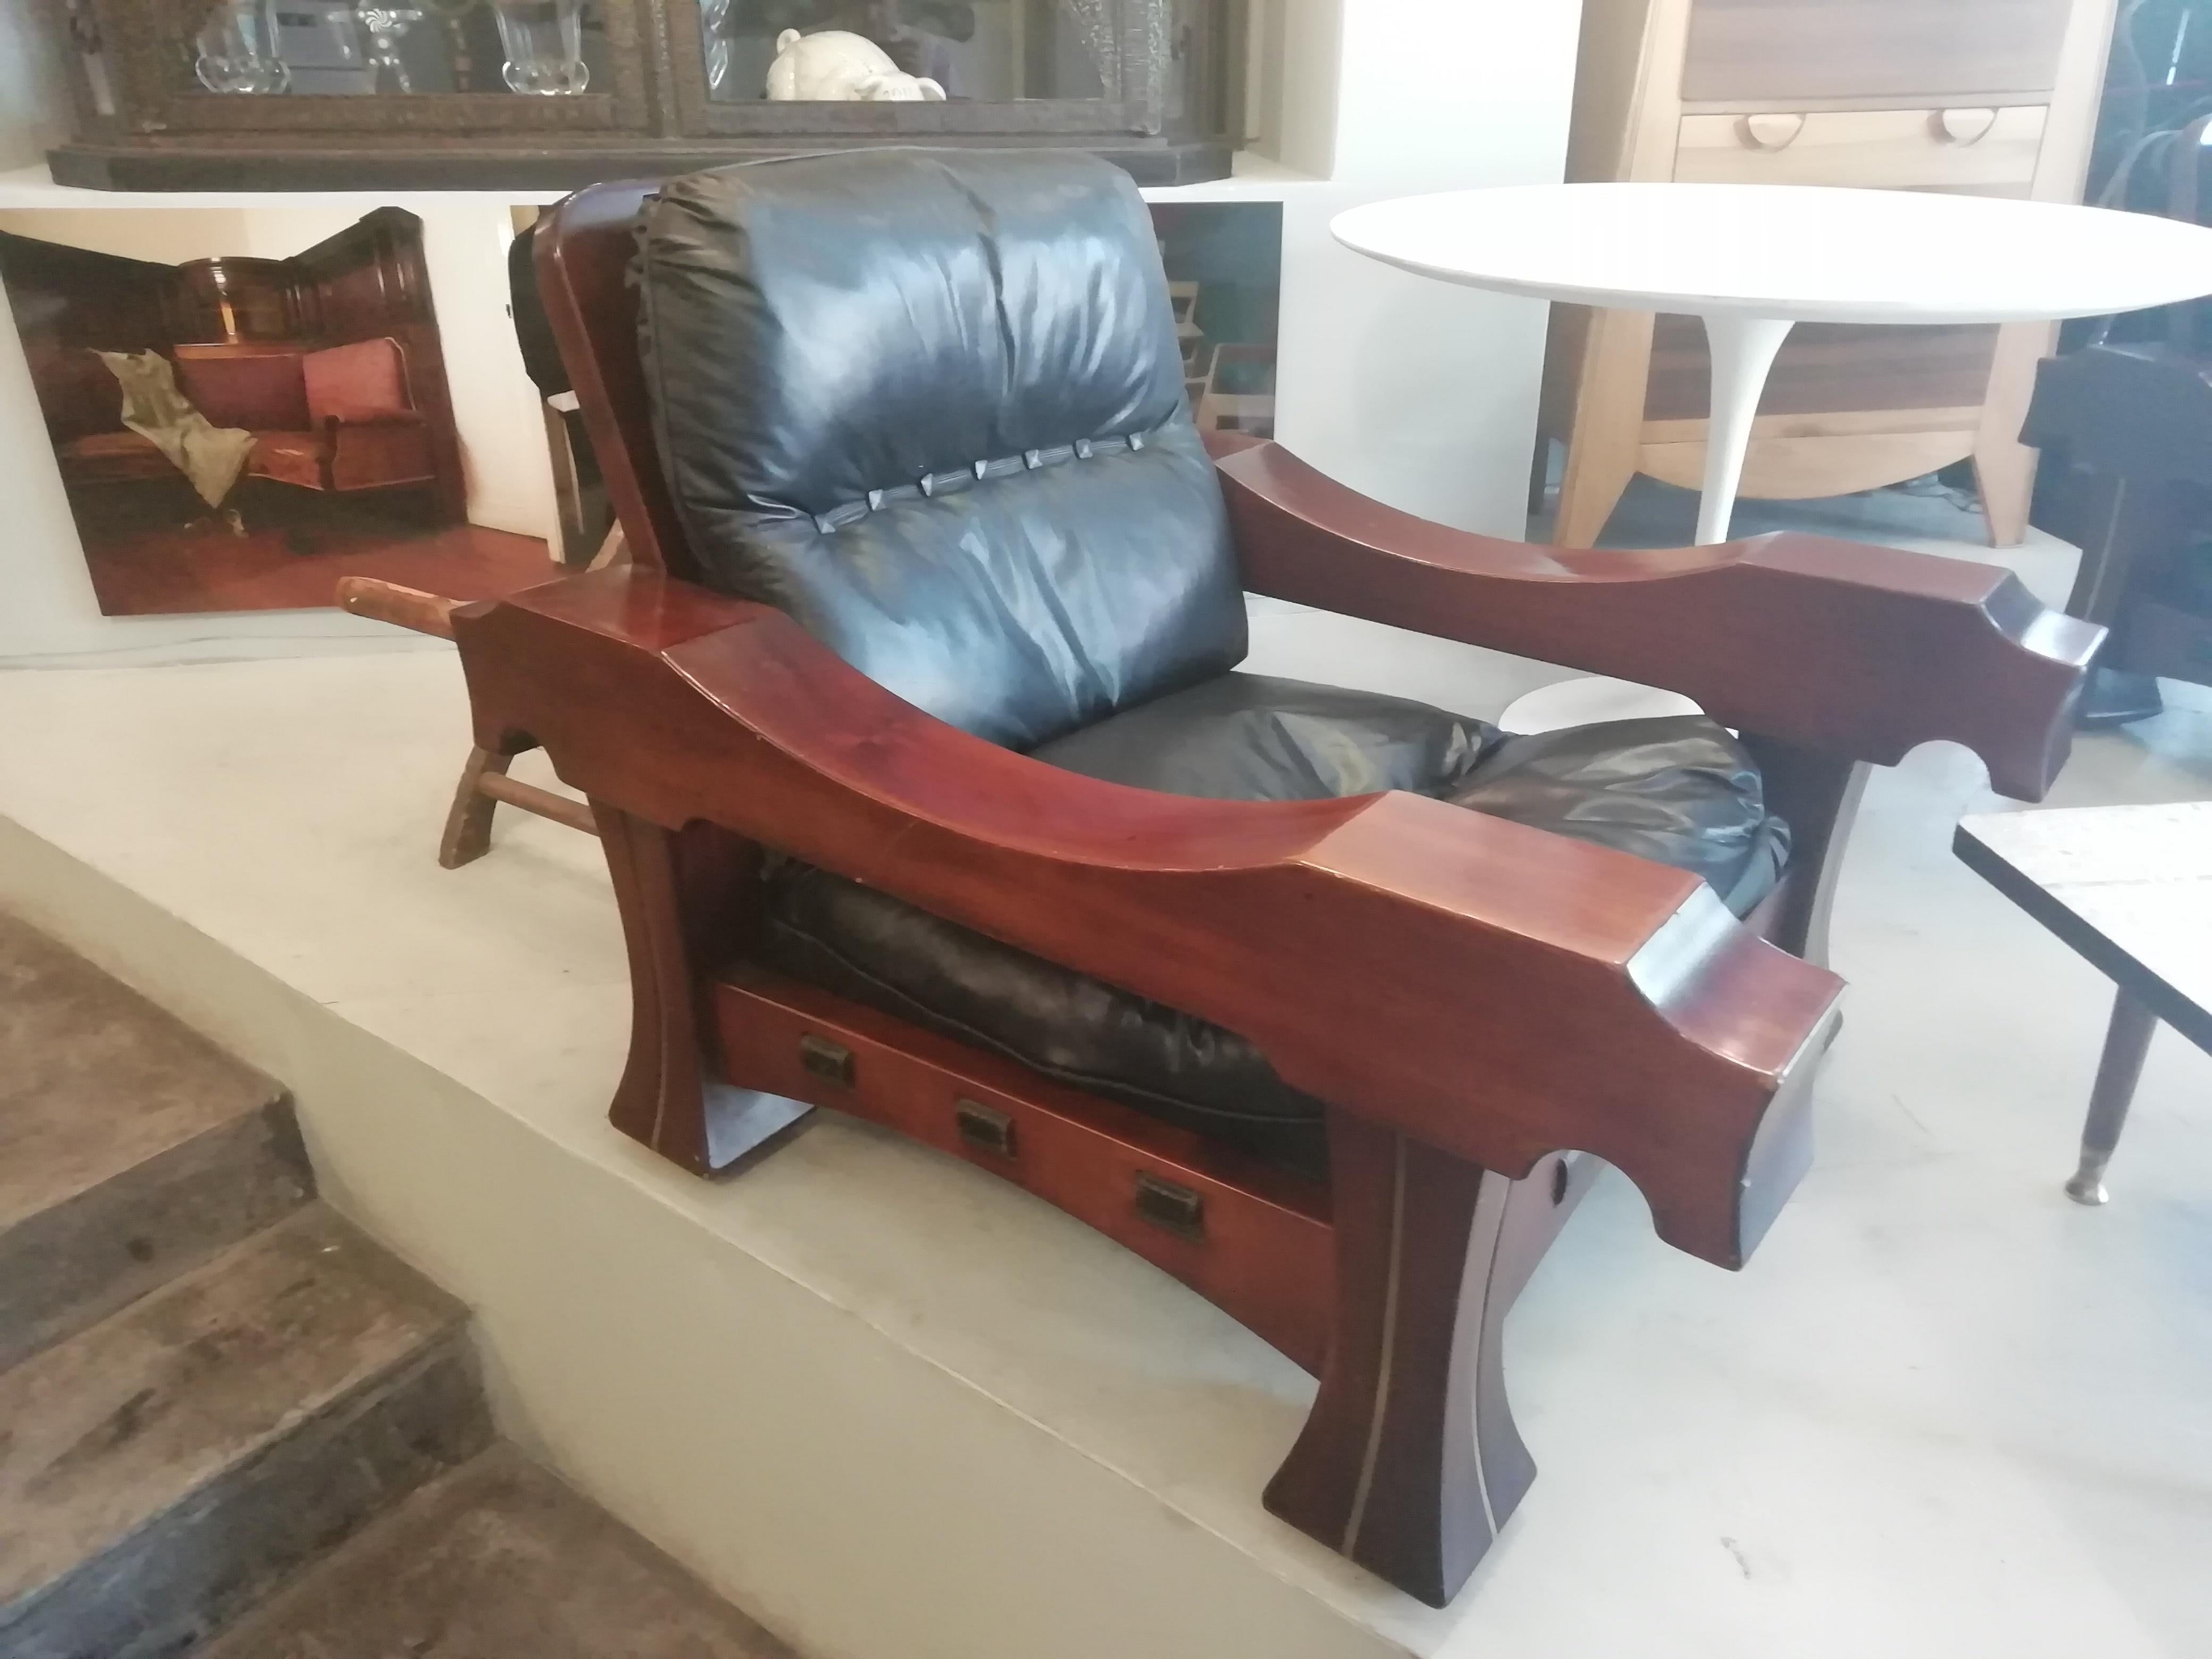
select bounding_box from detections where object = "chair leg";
[594,806,812,1176]
[1264,1111,1555,1606]
[439,745,510,869]
[1554,429,1637,550]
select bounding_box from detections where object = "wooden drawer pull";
[1736,113,1805,152]
[954,1097,1017,1159]
[1134,1171,1205,1241]
[798,1033,854,1087]
[1933,108,1999,146]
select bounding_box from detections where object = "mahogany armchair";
[421,152,2098,1606]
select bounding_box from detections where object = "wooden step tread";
[0,1205,490,1658]
[0,911,288,1230]
[203,1445,801,1658]
[0,912,311,1371]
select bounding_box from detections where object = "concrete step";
[0,1204,493,1659]
[202,1445,800,1659]
[0,913,312,1372]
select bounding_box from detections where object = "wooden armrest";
[1214,439,2101,800]
[455,566,1846,1271]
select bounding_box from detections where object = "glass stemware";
[194,0,290,93]
[491,0,589,94]
[698,0,731,94]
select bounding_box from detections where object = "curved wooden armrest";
[337,576,458,639]
[1214,440,2102,800]
[455,567,1845,1271]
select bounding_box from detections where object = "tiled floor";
[0,475,2205,1657]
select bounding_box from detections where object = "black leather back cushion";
[640,149,1249,750]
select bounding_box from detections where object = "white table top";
[1332,183,2212,326]
[1957,803,2212,1048]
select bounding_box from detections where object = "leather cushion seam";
[803,425,1167,533]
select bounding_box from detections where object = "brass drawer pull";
[1134,1172,1205,1241]
[1736,112,1805,152]
[1933,108,1999,146]
[954,1098,1017,1159]
[798,1033,854,1087]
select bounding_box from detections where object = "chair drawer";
[1674,106,2048,191]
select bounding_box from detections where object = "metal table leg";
[2066,988,2160,1205]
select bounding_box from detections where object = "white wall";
[413,204,562,544]
[0,0,63,172]
[1230,0,1583,537]
[0,208,259,263]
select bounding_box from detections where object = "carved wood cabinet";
[1541,0,2118,547]
[171,256,295,342]
[40,0,1244,189]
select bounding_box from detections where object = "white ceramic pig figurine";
[765,29,945,102]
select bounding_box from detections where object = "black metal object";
[2025,343,2212,726]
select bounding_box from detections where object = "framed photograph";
[1,203,562,616]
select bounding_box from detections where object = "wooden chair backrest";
[533,180,690,578]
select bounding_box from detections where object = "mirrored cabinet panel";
[187,0,614,97]
[42,0,1244,188]
[699,2,1120,105]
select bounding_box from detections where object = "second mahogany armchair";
[392,150,2098,1606]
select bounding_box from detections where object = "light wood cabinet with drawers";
[1540,0,2117,547]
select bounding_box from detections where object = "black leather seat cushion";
[1444,716,1790,919]
[1032,672,1497,801]
[760,675,1790,1174]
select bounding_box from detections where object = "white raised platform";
[1,621,2209,1657]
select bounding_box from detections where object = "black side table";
[1957,804,2211,1204]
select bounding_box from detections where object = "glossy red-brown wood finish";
[1265,1114,1537,1606]
[596,807,794,1174]
[713,962,1336,1370]
[479,180,2100,1609]
[457,568,1844,1272]
[533,181,691,580]
[1217,442,2100,801]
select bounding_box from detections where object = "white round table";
[1332,183,2212,731]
